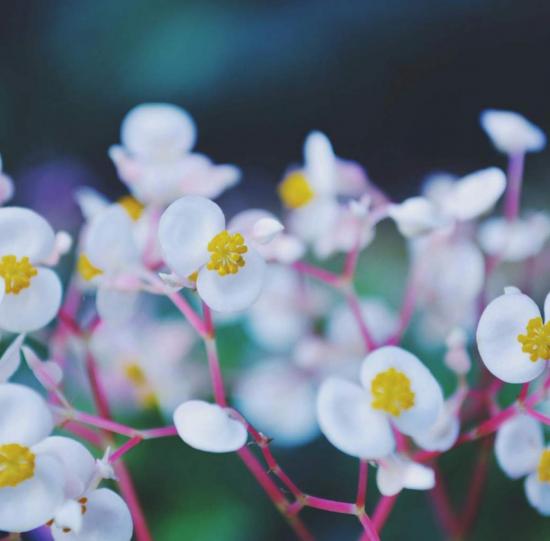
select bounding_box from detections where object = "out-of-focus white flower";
[478,213,550,262]
[90,317,205,416]
[0,155,14,205]
[0,333,25,382]
[0,383,66,532]
[477,287,550,383]
[22,345,63,391]
[278,132,370,258]
[0,207,63,332]
[376,454,435,496]
[235,358,319,446]
[316,346,443,459]
[109,103,239,206]
[389,168,506,238]
[495,414,550,516]
[159,196,268,312]
[444,328,471,375]
[480,110,546,155]
[173,400,248,453]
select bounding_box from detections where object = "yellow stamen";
[118,195,144,221]
[188,271,199,283]
[371,367,415,417]
[0,443,35,487]
[0,255,37,295]
[123,362,148,386]
[206,230,248,276]
[278,171,315,209]
[77,254,103,281]
[538,450,550,482]
[518,317,550,362]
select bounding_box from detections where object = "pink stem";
[347,293,377,351]
[356,460,368,509]
[60,420,103,447]
[292,261,341,287]
[357,514,381,541]
[387,267,417,345]
[305,496,356,515]
[71,409,138,438]
[141,425,179,439]
[504,152,525,222]
[372,495,398,532]
[204,337,227,406]
[167,291,208,337]
[110,436,143,463]
[429,464,459,537]
[524,406,550,426]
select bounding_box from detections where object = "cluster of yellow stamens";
[206,230,248,276]
[0,255,38,294]
[0,443,35,488]
[371,367,415,417]
[538,450,550,483]
[518,317,550,362]
[123,362,158,408]
[278,171,315,209]
[118,195,144,221]
[77,254,103,281]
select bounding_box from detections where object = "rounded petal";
[377,456,435,496]
[316,378,394,459]
[173,400,247,453]
[388,197,443,237]
[0,383,53,445]
[0,267,62,333]
[32,436,96,499]
[412,404,460,452]
[525,472,550,516]
[476,289,544,383]
[304,131,336,194]
[158,196,225,278]
[85,206,140,273]
[0,173,14,205]
[545,292,550,323]
[480,109,546,154]
[360,347,443,436]
[495,414,544,479]
[121,103,196,157]
[0,333,24,382]
[443,167,506,221]
[0,207,55,262]
[51,488,133,541]
[288,197,339,243]
[0,453,64,532]
[197,247,266,312]
[235,360,318,447]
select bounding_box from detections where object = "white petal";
[480,109,546,154]
[0,267,62,333]
[158,196,225,278]
[412,404,460,452]
[197,247,266,313]
[545,292,550,323]
[376,458,404,497]
[33,436,96,500]
[173,400,247,453]
[74,187,110,221]
[288,197,339,243]
[316,378,394,459]
[251,217,284,245]
[525,472,550,516]
[388,197,443,237]
[51,488,133,541]
[360,347,443,436]
[377,456,435,496]
[0,333,24,382]
[0,453,64,532]
[0,173,14,205]
[402,460,435,490]
[495,414,544,479]
[0,207,56,262]
[85,205,140,273]
[54,499,83,533]
[121,103,196,157]
[476,289,544,383]
[443,167,506,221]
[304,131,336,194]
[22,346,63,388]
[235,360,318,447]
[96,287,139,325]
[0,383,53,445]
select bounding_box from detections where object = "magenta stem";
[292,261,342,287]
[372,495,398,532]
[524,406,550,426]
[110,436,143,463]
[504,152,525,222]
[305,496,356,515]
[387,266,417,345]
[347,292,377,351]
[204,337,227,406]
[429,464,459,537]
[357,513,381,541]
[167,291,208,337]
[141,425,179,439]
[356,460,368,509]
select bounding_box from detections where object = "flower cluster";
[0,103,548,541]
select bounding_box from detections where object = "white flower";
[0,155,14,205]
[0,333,25,382]
[389,168,506,238]
[316,346,443,459]
[376,455,435,496]
[476,287,550,383]
[0,207,63,332]
[235,359,319,447]
[173,400,248,453]
[478,213,550,262]
[109,103,239,206]
[158,196,267,312]
[0,383,65,532]
[480,109,546,155]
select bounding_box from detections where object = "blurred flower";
[477,287,550,383]
[0,155,14,205]
[110,103,239,206]
[376,454,435,496]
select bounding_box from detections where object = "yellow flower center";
[278,171,315,209]
[518,317,550,362]
[371,367,415,417]
[77,253,103,281]
[123,363,158,408]
[206,230,248,276]
[538,450,550,483]
[0,255,38,295]
[0,443,35,487]
[118,195,144,221]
